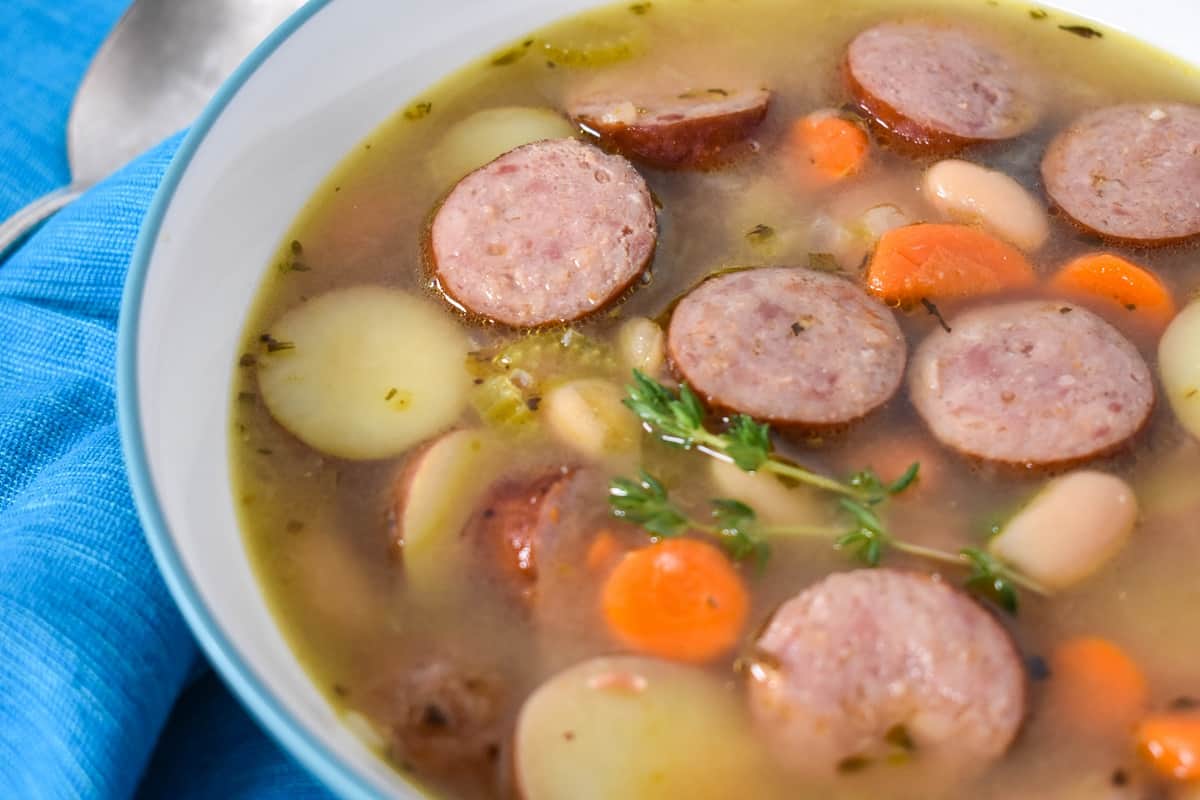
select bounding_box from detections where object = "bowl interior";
[120,0,1200,796]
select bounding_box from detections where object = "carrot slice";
[865,223,1036,304]
[1049,637,1148,731]
[601,539,749,663]
[1049,253,1177,328]
[1136,714,1200,780]
[790,113,869,181]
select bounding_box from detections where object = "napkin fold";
[2,2,329,797]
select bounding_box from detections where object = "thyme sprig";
[623,370,884,498]
[608,472,772,564]
[608,471,835,566]
[616,371,1047,612]
[609,470,1046,611]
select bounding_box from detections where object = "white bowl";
[117,0,1200,796]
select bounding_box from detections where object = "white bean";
[543,378,640,462]
[1159,300,1200,441]
[923,159,1049,251]
[616,316,665,378]
[989,471,1137,590]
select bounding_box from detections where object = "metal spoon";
[0,0,306,258]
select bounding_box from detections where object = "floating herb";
[618,370,1045,608]
[403,101,433,120]
[624,369,892,498]
[921,298,951,333]
[1059,24,1102,38]
[260,334,295,353]
[1029,8,1048,19]
[629,2,652,13]
[745,223,775,245]
[808,252,842,272]
[608,471,802,564]
[885,725,915,752]
[492,39,534,66]
[837,756,872,774]
[962,547,1022,613]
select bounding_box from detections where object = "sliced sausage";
[467,467,581,601]
[846,21,1038,155]
[909,300,1154,466]
[568,86,770,169]
[1041,103,1200,244]
[666,267,906,427]
[365,659,508,787]
[745,569,1025,782]
[429,138,656,328]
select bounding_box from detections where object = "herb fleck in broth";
[231,0,1200,797]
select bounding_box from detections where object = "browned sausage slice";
[365,659,508,789]
[1041,103,1200,244]
[909,300,1154,466]
[568,86,770,169]
[667,268,906,427]
[745,569,1025,783]
[846,21,1038,155]
[467,467,581,602]
[429,138,656,328]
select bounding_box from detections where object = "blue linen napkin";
[1,3,331,797]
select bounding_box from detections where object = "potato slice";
[429,107,577,187]
[515,656,783,800]
[393,428,501,599]
[708,458,825,528]
[1159,300,1200,440]
[257,287,470,460]
[989,471,1137,591]
[543,378,640,463]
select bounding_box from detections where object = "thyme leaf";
[608,471,688,539]
[961,547,1021,613]
[607,472,769,562]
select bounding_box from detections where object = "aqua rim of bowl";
[114,1,384,798]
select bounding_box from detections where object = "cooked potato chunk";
[257,287,470,460]
[515,656,782,800]
[543,378,640,462]
[429,107,577,187]
[989,471,1137,590]
[1159,301,1200,440]
[393,429,501,598]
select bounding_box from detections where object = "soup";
[230,0,1200,797]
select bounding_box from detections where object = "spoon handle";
[0,184,88,262]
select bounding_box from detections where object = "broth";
[231,1,1200,797]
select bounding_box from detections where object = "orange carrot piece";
[865,223,1036,304]
[585,530,624,573]
[1136,714,1200,780]
[1050,637,1149,731]
[790,113,869,181]
[1049,253,1177,327]
[601,539,749,664]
